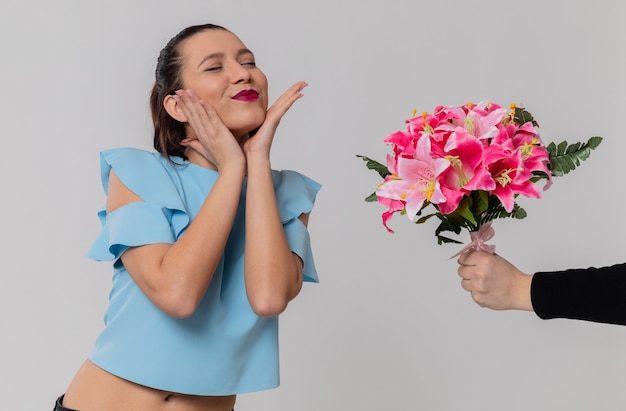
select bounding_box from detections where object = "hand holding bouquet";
[358,101,602,256]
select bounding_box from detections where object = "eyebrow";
[197,48,255,68]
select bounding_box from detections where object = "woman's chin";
[228,119,264,138]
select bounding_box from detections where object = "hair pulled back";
[150,24,229,159]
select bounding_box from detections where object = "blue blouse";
[86,147,320,395]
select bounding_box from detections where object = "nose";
[230,63,251,84]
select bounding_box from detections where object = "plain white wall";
[2,0,626,409]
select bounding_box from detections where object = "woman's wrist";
[216,160,246,182]
[245,152,271,171]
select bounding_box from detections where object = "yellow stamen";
[423,182,435,202]
[399,179,436,204]
[464,116,475,136]
[410,179,436,202]
[520,137,540,159]
[412,108,417,118]
[508,102,517,122]
[494,168,522,187]
[445,155,462,168]
[420,112,434,134]
[445,155,469,186]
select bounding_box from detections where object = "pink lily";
[510,123,551,179]
[376,135,450,222]
[452,101,509,141]
[434,127,495,214]
[486,150,542,212]
[384,130,416,158]
[377,196,405,233]
[491,121,552,190]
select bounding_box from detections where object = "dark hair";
[150,24,230,159]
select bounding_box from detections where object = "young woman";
[56,23,321,411]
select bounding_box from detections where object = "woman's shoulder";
[99,147,187,178]
[96,147,188,200]
[100,147,170,166]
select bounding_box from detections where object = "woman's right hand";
[174,89,245,171]
[457,251,534,311]
[243,81,307,160]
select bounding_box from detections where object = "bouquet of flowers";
[358,101,602,256]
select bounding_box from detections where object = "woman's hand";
[457,251,534,311]
[243,81,308,158]
[174,89,245,171]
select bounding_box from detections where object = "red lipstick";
[232,89,259,102]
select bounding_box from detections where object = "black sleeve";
[531,263,626,325]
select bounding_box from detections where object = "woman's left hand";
[243,81,308,157]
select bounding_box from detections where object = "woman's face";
[178,29,268,138]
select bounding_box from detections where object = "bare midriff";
[62,360,236,411]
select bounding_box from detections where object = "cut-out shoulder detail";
[298,212,310,227]
[106,169,143,214]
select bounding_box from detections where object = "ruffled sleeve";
[87,148,190,263]
[273,170,322,283]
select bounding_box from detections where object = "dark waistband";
[54,395,78,411]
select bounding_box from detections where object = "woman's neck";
[185,147,218,170]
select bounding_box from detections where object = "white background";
[2,0,626,409]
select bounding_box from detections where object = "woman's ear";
[163,94,188,123]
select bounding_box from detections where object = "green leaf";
[415,213,438,224]
[547,136,603,177]
[470,190,489,216]
[513,106,539,127]
[587,136,603,149]
[437,235,463,245]
[511,206,527,219]
[435,214,465,236]
[492,203,527,220]
[356,155,391,179]
[364,192,377,202]
[565,142,581,154]
[455,197,477,226]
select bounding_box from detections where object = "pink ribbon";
[449,221,496,259]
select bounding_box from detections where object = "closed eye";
[204,66,223,72]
